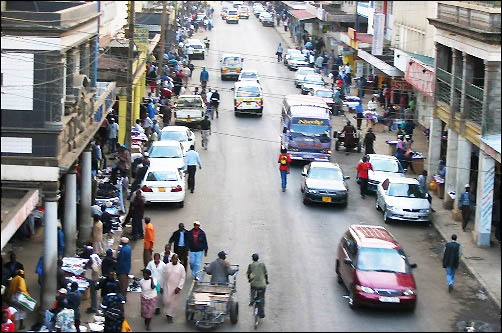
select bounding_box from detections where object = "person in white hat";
[458,184,475,232]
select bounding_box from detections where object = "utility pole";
[125,0,135,149]
[156,1,168,97]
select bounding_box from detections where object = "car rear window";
[371,158,401,173]
[160,131,188,142]
[192,45,203,49]
[309,167,343,181]
[315,90,332,98]
[149,145,182,158]
[228,10,238,15]
[223,57,242,66]
[176,97,202,108]
[236,86,261,97]
[146,171,178,182]
[388,183,426,198]
[357,248,410,274]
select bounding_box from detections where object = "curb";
[432,219,501,310]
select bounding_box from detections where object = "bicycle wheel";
[254,304,259,329]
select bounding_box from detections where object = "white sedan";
[160,125,196,155]
[141,164,186,207]
[148,140,185,171]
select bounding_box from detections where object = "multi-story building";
[427,1,501,247]
[1,0,116,309]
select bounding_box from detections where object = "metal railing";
[436,68,452,83]
[436,80,451,105]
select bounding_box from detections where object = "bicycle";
[250,288,265,329]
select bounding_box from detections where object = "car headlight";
[387,206,399,212]
[420,209,430,214]
[368,179,379,185]
[355,285,375,294]
[402,289,415,296]
[306,188,318,194]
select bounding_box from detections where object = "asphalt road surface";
[123,3,501,331]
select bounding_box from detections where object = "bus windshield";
[291,118,330,136]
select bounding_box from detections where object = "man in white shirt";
[146,253,167,315]
[184,145,201,193]
[143,116,153,137]
[134,119,145,133]
[186,45,194,59]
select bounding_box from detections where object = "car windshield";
[357,248,410,274]
[192,45,203,49]
[160,131,188,142]
[291,118,330,136]
[388,183,427,198]
[236,86,260,97]
[305,76,324,84]
[297,68,315,75]
[291,54,306,61]
[315,90,332,98]
[240,72,257,79]
[228,10,238,15]
[146,171,178,182]
[176,97,202,108]
[223,57,241,66]
[309,167,343,181]
[371,158,402,173]
[149,145,182,158]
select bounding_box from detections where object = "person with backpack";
[278,148,291,192]
[101,283,126,332]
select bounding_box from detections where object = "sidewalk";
[273,24,501,310]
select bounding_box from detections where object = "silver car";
[301,162,350,207]
[294,67,317,87]
[358,154,406,192]
[300,74,325,95]
[287,53,309,70]
[376,177,432,224]
[284,48,302,65]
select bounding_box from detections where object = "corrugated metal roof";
[288,9,317,20]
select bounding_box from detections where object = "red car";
[336,225,417,311]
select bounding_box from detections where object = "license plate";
[379,297,400,303]
[322,196,332,203]
[186,119,192,122]
[246,101,252,105]
[303,155,314,159]
[404,213,417,218]
[158,188,165,192]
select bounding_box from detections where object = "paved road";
[123,3,501,332]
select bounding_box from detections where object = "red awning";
[288,9,317,21]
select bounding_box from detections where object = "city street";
[120,3,500,331]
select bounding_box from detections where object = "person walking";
[205,251,238,284]
[84,254,101,315]
[247,253,269,318]
[116,237,132,300]
[184,145,202,193]
[210,89,220,118]
[276,43,283,62]
[186,221,208,279]
[130,189,146,240]
[92,215,104,256]
[443,234,461,292]
[100,283,125,332]
[162,254,186,323]
[146,253,167,315]
[278,147,291,192]
[107,118,119,154]
[66,282,82,332]
[143,217,155,268]
[356,155,373,199]
[458,184,475,232]
[139,269,157,331]
[162,244,174,265]
[168,223,189,270]
[341,121,356,155]
[200,116,211,149]
[355,100,364,130]
[363,128,376,155]
[200,67,209,90]
[6,270,29,330]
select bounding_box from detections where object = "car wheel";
[221,75,225,81]
[201,54,205,60]
[384,209,392,224]
[178,201,184,208]
[302,195,309,205]
[375,199,381,211]
[335,260,343,284]
[348,285,359,310]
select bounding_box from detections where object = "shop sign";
[372,13,384,56]
[391,80,412,91]
[405,60,435,98]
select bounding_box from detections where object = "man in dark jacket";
[101,249,117,276]
[341,121,356,155]
[168,223,189,270]
[186,220,208,279]
[66,282,82,332]
[443,234,461,292]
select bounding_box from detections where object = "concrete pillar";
[41,194,58,310]
[65,49,76,98]
[449,49,459,116]
[90,36,98,90]
[483,61,502,135]
[473,151,495,247]
[443,129,458,207]
[63,169,77,256]
[427,117,442,180]
[78,147,92,244]
[453,136,472,218]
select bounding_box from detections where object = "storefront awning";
[358,49,403,77]
[480,134,501,163]
[288,9,317,21]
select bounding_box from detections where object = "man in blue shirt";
[147,101,156,119]
[184,145,202,193]
[355,100,364,130]
[458,184,475,232]
[200,67,209,89]
[168,223,189,270]
[116,237,132,300]
[57,225,64,258]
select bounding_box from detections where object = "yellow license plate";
[246,101,252,105]
[158,188,165,192]
[322,196,332,203]
[186,119,192,122]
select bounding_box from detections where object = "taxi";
[232,81,263,116]
[220,54,244,80]
[226,9,240,23]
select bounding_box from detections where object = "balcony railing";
[436,81,451,105]
[437,2,501,33]
[436,68,452,83]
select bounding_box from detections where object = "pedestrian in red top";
[1,310,15,332]
[278,147,292,192]
[356,155,373,199]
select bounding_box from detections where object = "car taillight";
[222,68,227,73]
[171,185,182,192]
[141,185,153,192]
[237,68,242,73]
[174,112,177,118]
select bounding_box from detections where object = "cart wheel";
[229,301,239,324]
[185,304,193,322]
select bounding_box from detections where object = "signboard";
[405,60,435,98]
[391,80,412,91]
[134,27,149,47]
[348,27,356,40]
[372,13,384,56]
[1,137,32,154]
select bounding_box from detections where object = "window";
[146,171,178,182]
[148,145,182,158]
[357,248,410,274]
[236,86,260,97]
[308,167,344,181]
[161,131,188,142]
